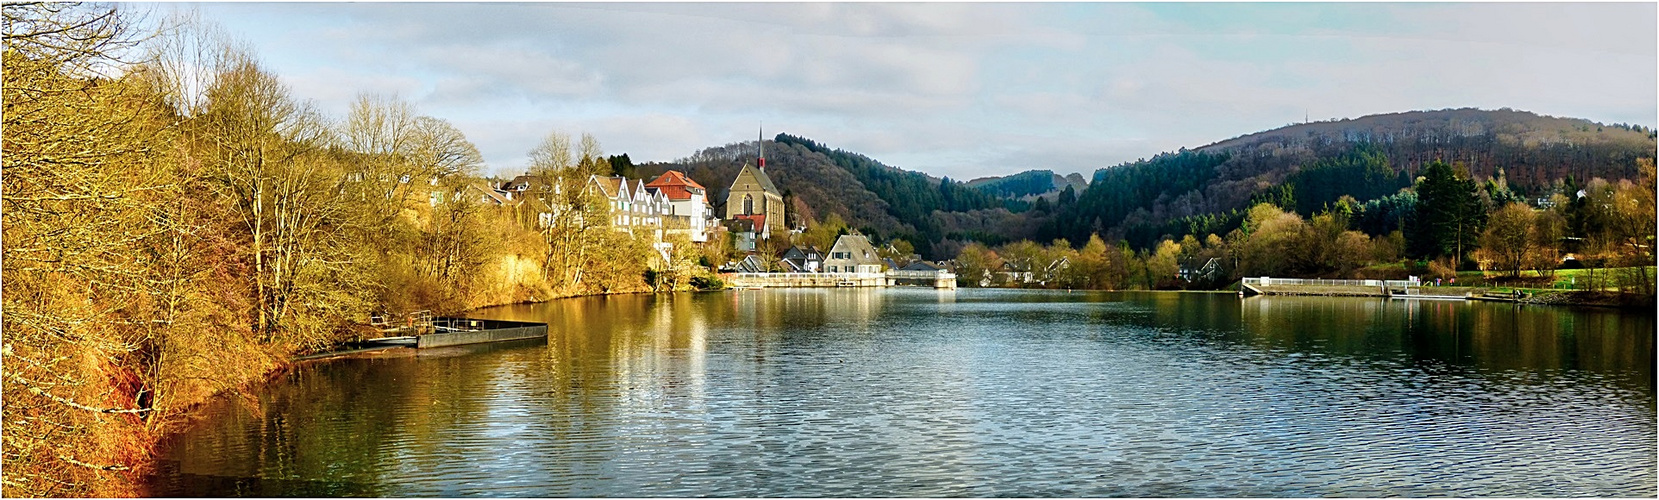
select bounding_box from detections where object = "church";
[724,131,787,239]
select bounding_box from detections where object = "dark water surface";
[147,289,1657,497]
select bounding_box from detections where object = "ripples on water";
[148,289,1657,497]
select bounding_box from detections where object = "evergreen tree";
[1411,160,1486,265]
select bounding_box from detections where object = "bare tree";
[2,3,174,495]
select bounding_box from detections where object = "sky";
[187,2,1658,180]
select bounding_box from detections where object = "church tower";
[724,126,786,239]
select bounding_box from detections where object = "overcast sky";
[190,2,1657,180]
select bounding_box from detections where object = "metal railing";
[726,272,888,279]
[887,270,958,280]
[1242,277,1420,288]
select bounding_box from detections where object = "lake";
[146,289,1657,497]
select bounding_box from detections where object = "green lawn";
[1465,266,1656,293]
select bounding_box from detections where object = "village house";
[722,254,770,273]
[499,174,564,227]
[899,260,948,273]
[584,174,677,262]
[1041,257,1071,285]
[1178,257,1224,283]
[824,233,883,274]
[724,218,758,252]
[644,170,716,242]
[585,175,669,231]
[428,180,515,208]
[777,245,823,273]
[998,261,1036,285]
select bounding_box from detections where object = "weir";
[723,271,957,289]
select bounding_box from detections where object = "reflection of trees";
[161,357,431,496]
[1238,297,1654,395]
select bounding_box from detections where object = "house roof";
[729,163,781,197]
[502,175,544,191]
[645,170,707,200]
[732,214,766,232]
[587,175,626,199]
[900,261,946,272]
[470,184,513,206]
[826,234,882,266]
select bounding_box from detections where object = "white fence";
[726,272,888,280]
[1243,277,1419,288]
[888,270,958,280]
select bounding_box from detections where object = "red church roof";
[645,170,706,201]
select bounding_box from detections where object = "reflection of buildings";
[728,288,887,332]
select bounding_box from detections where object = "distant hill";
[1194,107,1654,191]
[636,135,1016,258]
[967,170,1089,201]
[640,108,1655,256]
[1047,108,1656,248]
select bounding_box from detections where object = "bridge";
[887,269,958,289]
[722,270,957,289]
[1240,277,1422,297]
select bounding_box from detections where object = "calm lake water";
[147,289,1657,497]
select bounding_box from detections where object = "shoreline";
[130,283,1650,491]
[128,284,663,494]
[975,284,1655,310]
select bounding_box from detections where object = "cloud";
[193,2,1656,180]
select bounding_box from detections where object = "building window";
[742,194,754,215]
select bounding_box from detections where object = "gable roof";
[826,233,882,266]
[900,261,946,272]
[470,183,514,206]
[502,174,545,192]
[732,214,766,231]
[586,175,626,200]
[728,163,781,197]
[646,170,707,201]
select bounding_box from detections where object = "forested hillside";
[643,108,1652,260]
[1038,108,1657,249]
[638,134,1014,258]
[967,170,1089,201]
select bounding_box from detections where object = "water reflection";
[1238,296,1655,399]
[150,289,1657,497]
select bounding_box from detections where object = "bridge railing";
[1243,277,1420,288]
[725,272,887,280]
[887,270,957,280]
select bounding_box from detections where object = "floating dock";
[415,318,548,348]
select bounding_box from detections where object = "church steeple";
[757,123,766,170]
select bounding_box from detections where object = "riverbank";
[1243,284,1652,309]
[145,288,1658,498]
[123,283,667,494]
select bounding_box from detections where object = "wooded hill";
[966,169,1089,202]
[1046,108,1656,249]
[640,108,1654,259]
[636,134,1018,258]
